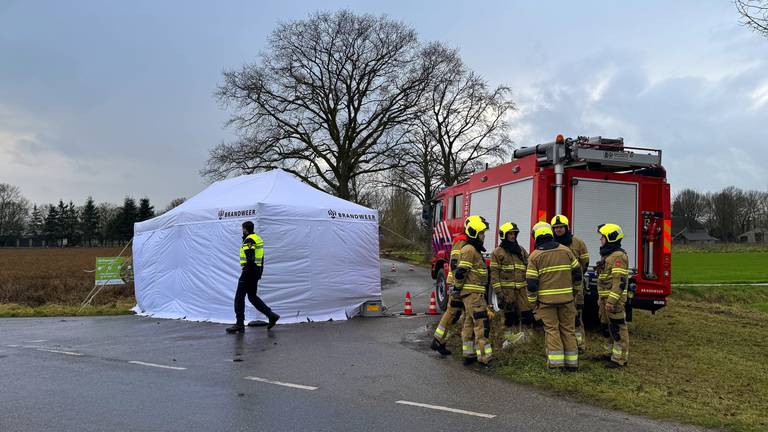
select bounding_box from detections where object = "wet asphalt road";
[0,259,706,432]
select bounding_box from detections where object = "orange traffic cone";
[427,291,439,315]
[402,291,414,315]
[408,265,414,271]
[390,264,396,272]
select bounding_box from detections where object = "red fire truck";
[430,135,671,322]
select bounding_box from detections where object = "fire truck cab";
[430,135,671,322]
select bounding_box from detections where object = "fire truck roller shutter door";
[571,179,638,270]
[469,187,499,252]
[499,178,534,252]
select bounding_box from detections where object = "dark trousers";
[234,272,274,323]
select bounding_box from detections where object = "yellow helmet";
[498,222,519,240]
[465,215,489,239]
[550,214,569,228]
[531,222,554,240]
[598,223,624,243]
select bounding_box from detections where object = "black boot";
[462,357,477,366]
[430,338,452,356]
[226,322,245,334]
[267,312,280,330]
[605,361,626,369]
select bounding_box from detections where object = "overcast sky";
[1,1,767,208]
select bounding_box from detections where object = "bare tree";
[672,189,706,229]
[379,188,420,249]
[705,186,746,242]
[380,125,444,225]
[758,191,768,231]
[419,43,515,187]
[740,190,763,233]
[0,183,30,245]
[736,0,768,37]
[205,10,434,201]
[378,43,515,228]
[161,197,187,214]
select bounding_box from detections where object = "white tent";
[132,169,381,324]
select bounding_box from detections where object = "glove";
[450,285,461,296]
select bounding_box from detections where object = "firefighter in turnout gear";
[454,215,493,367]
[596,223,630,368]
[226,221,280,334]
[526,222,582,371]
[431,219,471,356]
[490,222,533,343]
[551,215,590,353]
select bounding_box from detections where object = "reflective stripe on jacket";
[490,246,528,293]
[446,239,468,286]
[455,244,488,294]
[569,235,590,272]
[526,244,579,305]
[597,250,629,305]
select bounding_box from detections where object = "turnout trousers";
[598,297,629,365]
[575,280,587,353]
[433,292,464,344]
[234,271,276,324]
[500,287,534,330]
[537,302,578,369]
[461,292,492,364]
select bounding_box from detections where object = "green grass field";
[672,251,768,284]
[441,285,768,431]
[0,299,136,317]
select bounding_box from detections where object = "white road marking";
[23,340,47,343]
[243,376,318,391]
[128,361,186,370]
[5,344,20,348]
[395,400,496,419]
[36,348,83,356]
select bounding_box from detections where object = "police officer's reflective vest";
[239,233,264,269]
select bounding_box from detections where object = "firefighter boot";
[430,338,452,356]
[226,322,245,334]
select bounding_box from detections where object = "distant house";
[673,228,718,244]
[739,229,767,244]
[671,217,717,244]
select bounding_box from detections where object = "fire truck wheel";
[434,269,448,311]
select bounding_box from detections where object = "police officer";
[431,220,470,356]
[596,223,630,368]
[226,221,280,334]
[454,215,492,367]
[526,222,582,371]
[551,215,590,353]
[490,222,532,342]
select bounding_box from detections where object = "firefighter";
[226,221,280,334]
[490,222,533,343]
[596,223,630,368]
[454,215,492,367]
[430,219,471,356]
[551,214,590,353]
[526,222,582,371]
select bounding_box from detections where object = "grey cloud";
[514,52,768,193]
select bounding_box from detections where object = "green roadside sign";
[95,257,125,286]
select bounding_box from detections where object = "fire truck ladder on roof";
[512,135,663,215]
[513,136,663,170]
